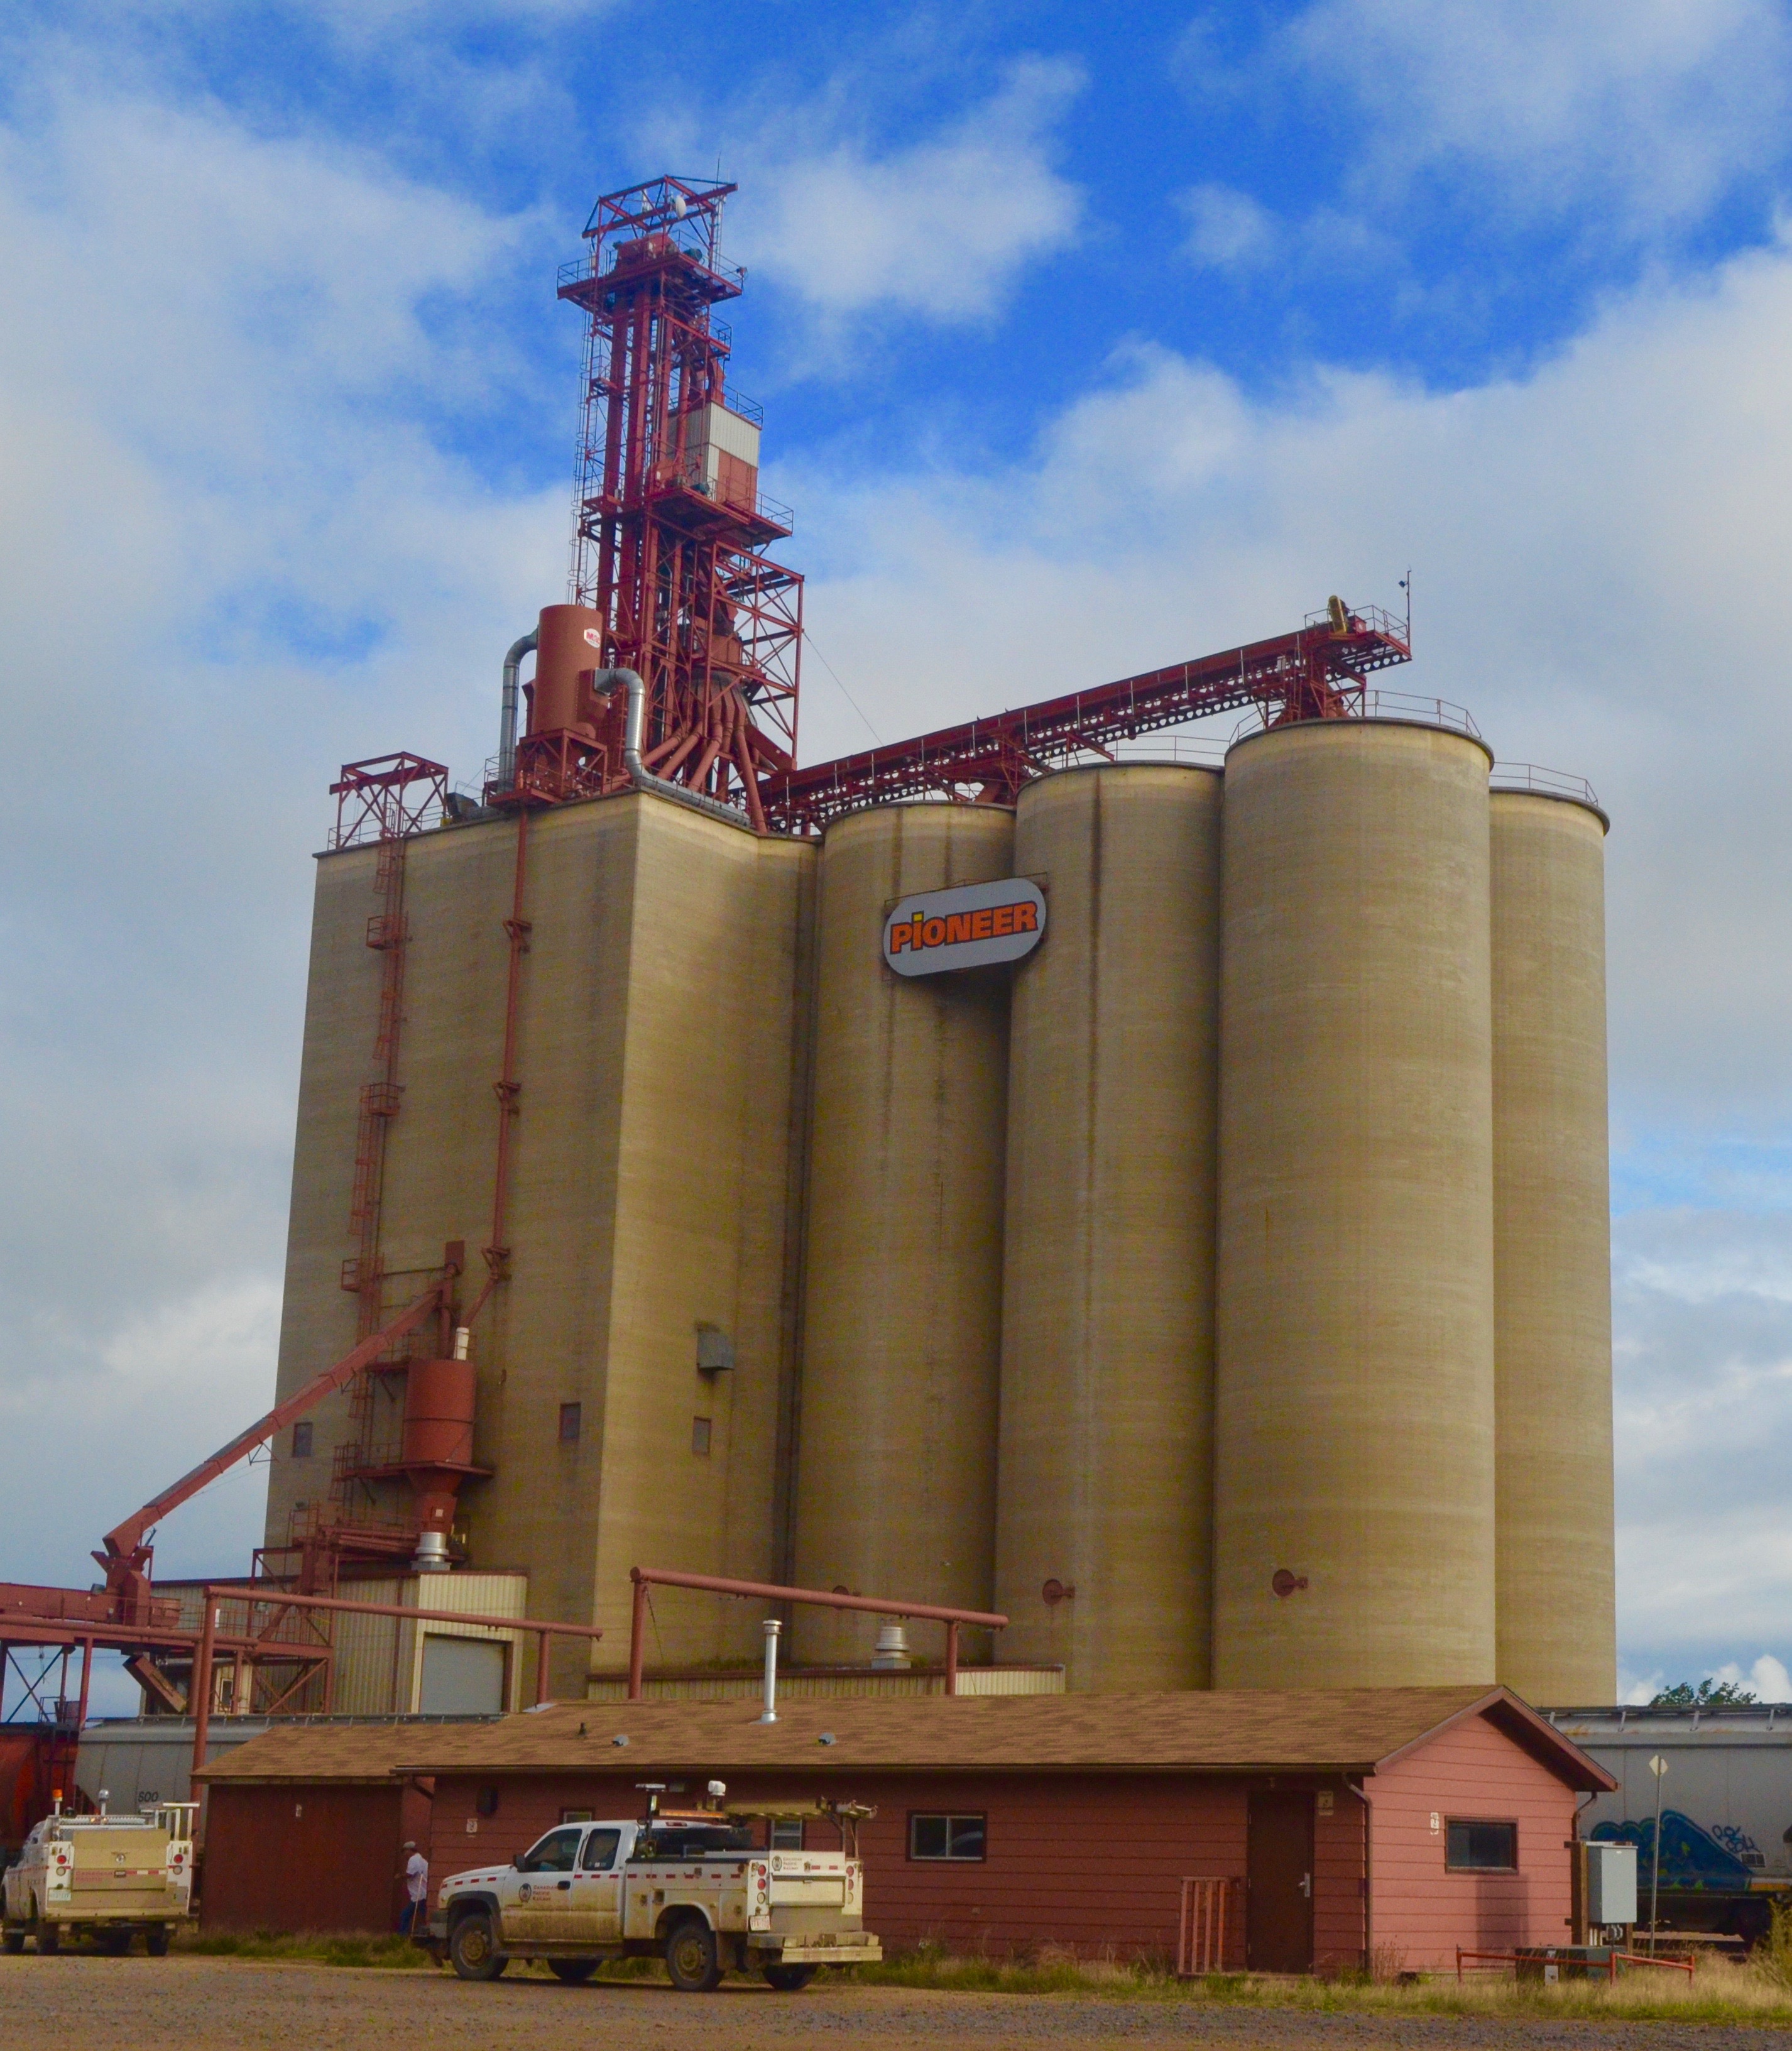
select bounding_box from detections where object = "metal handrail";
[1231,689,1481,744]
[1490,761,1601,809]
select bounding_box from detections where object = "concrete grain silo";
[263,794,816,1692]
[1213,719,1497,1689]
[792,803,1015,1665]
[995,763,1221,1690]
[1489,785,1616,1704]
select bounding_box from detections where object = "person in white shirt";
[398,1840,429,1936]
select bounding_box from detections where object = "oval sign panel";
[882,877,1047,978]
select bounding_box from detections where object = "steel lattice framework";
[762,601,1416,836]
[550,177,801,827]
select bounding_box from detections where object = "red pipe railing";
[626,1567,1006,1700]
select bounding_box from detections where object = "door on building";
[418,1635,506,1714]
[1247,1790,1314,1972]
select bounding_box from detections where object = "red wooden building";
[196,1687,1611,1973]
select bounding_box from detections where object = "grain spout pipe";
[97,1274,457,1620]
[599,667,758,834]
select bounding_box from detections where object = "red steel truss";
[329,752,449,848]
[761,600,1413,836]
[516,175,800,821]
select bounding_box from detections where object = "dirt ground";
[4,1957,1792,2051]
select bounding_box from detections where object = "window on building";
[692,1416,713,1456]
[560,1808,594,1825]
[909,1813,986,1862]
[1446,1820,1517,1871]
[770,1819,804,1851]
[559,1402,581,1443]
[290,1422,313,1458]
[474,1786,500,1818]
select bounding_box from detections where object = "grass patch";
[844,1944,1792,2023]
[177,1929,433,1969]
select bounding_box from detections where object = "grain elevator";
[260,176,1616,1709]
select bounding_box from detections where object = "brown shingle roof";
[195,1686,1612,1791]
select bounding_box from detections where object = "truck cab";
[430,1792,880,1991]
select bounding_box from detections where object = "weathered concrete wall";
[263,795,816,1690]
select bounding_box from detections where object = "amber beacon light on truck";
[882,877,1047,978]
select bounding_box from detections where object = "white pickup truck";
[428,1792,881,1991]
[2,1802,196,1956]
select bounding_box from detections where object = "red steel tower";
[499,176,801,831]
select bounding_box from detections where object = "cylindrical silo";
[1213,718,1497,1688]
[995,763,1221,1691]
[1490,786,1615,1704]
[793,802,1015,1665]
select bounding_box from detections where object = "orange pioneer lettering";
[1013,900,1038,931]
[922,917,946,947]
[970,907,993,940]
[992,905,1015,937]
[945,912,973,944]
[889,922,912,954]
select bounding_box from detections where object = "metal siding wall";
[997,765,1221,1692]
[331,1578,401,1716]
[1214,721,1497,1688]
[794,804,1015,1665]
[1490,793,1616,1704]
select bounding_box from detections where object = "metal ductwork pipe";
[595,667,758,834]
[497,628,538,790]
[758,1617,782,1724]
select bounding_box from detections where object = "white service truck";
[2,1802,196,1956]
[429,1789,880,1991]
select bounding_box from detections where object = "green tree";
[1650,1678,1758,1707]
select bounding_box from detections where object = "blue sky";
[4,0,1792,1713]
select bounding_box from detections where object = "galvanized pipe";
[759,1617,781,1724]
[598,667,758,834]
[498,628,538,790]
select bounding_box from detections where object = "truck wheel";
[99,1929,133,1955]
[549,1959,598,1984]
[145,1927,171,1958]
[35,1921,59,1956]
[664,1916,723,1993]
[763,1963,816,1992]
[1,1930,23,1955]
[448,1912,506,1982]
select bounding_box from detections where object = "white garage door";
[418,1635,507,1714]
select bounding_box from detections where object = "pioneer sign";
[882,877,1047,978]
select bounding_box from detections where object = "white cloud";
[0,72,562,1588]
[724,58,1085,329]
[1177,182,1279,270]
[1711,1655,1792,1700]
[1278,0,1792,230]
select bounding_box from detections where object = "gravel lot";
[3,1957,1792,2051]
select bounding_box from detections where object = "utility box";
[1587,1840,1638,1926]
